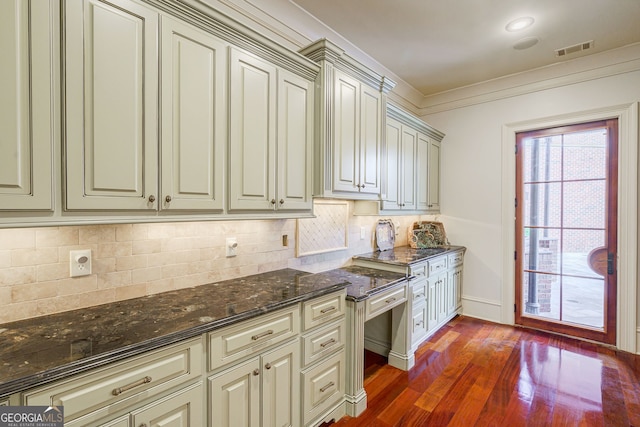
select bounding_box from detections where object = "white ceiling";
[291,0,640,96]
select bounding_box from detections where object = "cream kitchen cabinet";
[0,0,55,211]
[228,48,313,212]
[353,104,444,215]
[209,339,299,427]
[160,16,227,212]
[300,39,395,200]
[427,138,442,212]
[65,1,228,213]
[207,305,301,426]
[381,117,417,211]
[301,291,347,426]
[23,337,203,426]
[65,0,159,211]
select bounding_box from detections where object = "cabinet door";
[332,70,360,193]
[427,138,441,211]
[382,118,401,210]
[416,133,430,211]
[160,17,226,211]
[0,0,54,210]
[261,340,300,427]
[437,273,448,323]
[427,277,438,331]
[229,48,277,211]
[132,383,203,427]
[446,269,457,316]
[209,358,260,427]
[276,70,313,211]
[65,0,158,210]
[400,126,417,210]
[411,303,428,346]
[359,84,382,195]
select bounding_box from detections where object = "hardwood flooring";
[333,316,640,426]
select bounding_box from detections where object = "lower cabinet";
[23,338,203,426]
[208,339,299,427]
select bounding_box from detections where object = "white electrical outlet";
[226,237,238,257]
[70,249,92,277]
[360,227,366,240]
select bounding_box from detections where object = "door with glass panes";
[515,119,618,344]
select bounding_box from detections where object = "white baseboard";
[363,336,390,357]
[461,295,503,323]
[636,328,640,354]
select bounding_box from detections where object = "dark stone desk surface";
[0,266,405,396]
[352,245,466,267]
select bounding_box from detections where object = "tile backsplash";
[0,203,430,323]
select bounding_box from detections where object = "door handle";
[607,253,614,275]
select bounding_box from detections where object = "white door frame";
[501,102,638,353]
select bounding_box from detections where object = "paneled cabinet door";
[332,71,382,196]
[276,70,313,211]
[65,0,158,210]
[209,358,261,427]
[132,383,203,427]
[399,126,417,210]
[228,48,277,211]
[416,133,430,211]
[261,340,300,427]
[209,340,299,427]
[0,0,54,210]
[382,118,416,210]
[160,17,227,211]
[448,265,463,313]
[427,138,441,211]
[383,118,401,209]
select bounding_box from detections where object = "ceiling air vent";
[555,40,594,57]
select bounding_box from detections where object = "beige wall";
[0,203,430,323]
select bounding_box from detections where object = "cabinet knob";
[265,362,272,370]
[279,199,284,205]
[253,369,260,376]
[148,195,156,203]
[270,199,276,205]
[165,195,172,203]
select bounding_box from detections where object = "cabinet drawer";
[301,351,345,425]
[302,319,345,367]
[208,306,299,370]
[411,303,428,346]
[24,338,202,422]
[411,279,427,307]
[409,263,426,278]
[448,251,464,268]
[365,285,407,320]
[427,256,447,276]
[302,291,345,331]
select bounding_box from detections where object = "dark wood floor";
[334,316,640,426]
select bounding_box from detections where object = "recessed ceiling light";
[505,17,534,32]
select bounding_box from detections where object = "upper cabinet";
[354,104,444,215]
[57,0,318,220]
[228,49,314,212]
[64,0,159,210]
[160,16,227,212]
[300,39,395,200]
[0,0,56,211]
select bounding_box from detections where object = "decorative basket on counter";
[408,221,449,248]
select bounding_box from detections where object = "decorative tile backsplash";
[0,203,430,323]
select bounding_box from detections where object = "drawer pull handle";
[320,306,336,314]
[385,297,397,304]
[320,338,336,348]
[414,293,424,299]
[416,320,424,326]
[251,329,274,341]
[265,363,272,370]
[320,381,335,393]
[253,369,260,376]
[112,376,152,396]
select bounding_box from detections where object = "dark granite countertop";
[0,265,405,396]
[352,245,466,267]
